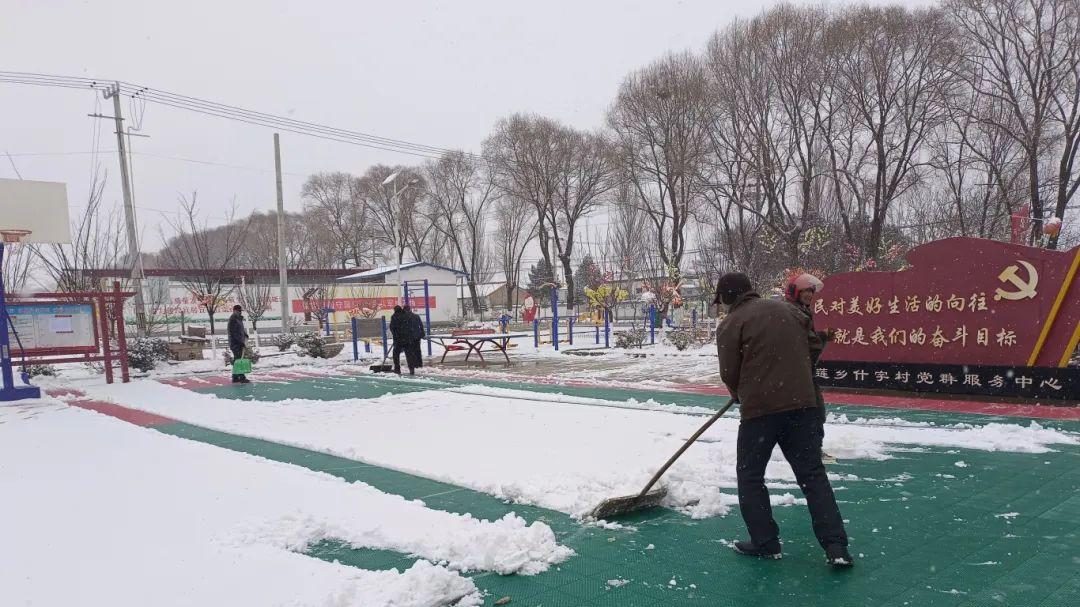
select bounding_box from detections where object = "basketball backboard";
[0,178,71,243]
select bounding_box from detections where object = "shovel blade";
[589,486,667,520]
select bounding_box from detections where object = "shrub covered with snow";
[23,363,57,378]
[666,328,694,351]
[614,328,647,349]
[270,333,297,352]
[296,332,335,358]
[127,337,171,372]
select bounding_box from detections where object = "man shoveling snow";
[715,272,853,568]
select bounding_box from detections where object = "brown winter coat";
[716,292,820,420]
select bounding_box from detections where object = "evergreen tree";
[573,255,603,304]
[526,259,555,306]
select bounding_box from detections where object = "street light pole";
[380,172,417,305]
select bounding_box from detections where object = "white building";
[337,262,466,323]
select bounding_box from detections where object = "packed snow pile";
[77,379,1079,521]
[0,400,573,606]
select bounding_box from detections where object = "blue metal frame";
[423,280,432,356]
[649,305,656,344]
[551,286,559,351]
[351,317,359,361]
[403,280,433,357]
[0,242,41,401]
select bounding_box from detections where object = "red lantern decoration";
[1043,216,1062,237]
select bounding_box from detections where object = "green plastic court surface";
[181,375,1080,606]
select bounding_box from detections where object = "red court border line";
[68,399,176,426]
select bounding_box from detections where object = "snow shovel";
[589,397,735,519]
[370,355,395,373]
[369,347,395,373]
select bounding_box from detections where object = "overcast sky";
[3,0,908,256]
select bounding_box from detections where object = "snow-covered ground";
[75,377,1079,520]
[0,398,572,607]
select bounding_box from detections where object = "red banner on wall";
[290,297,437,314]
[818,238,1080,368]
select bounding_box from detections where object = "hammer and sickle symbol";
[994,260,1039,301]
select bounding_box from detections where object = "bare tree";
[236,278,274,332]
[36,172,125,292]
[705,11,828,268]
[293,211,342,269]
[157,194,251,334]
[424,151,497,312]
[492,194,537,311]
[1,242,36,294]
[930,70,1026,239]
[300,172,369,267]
[947,0,1080,248]
[828,5,960,258]
[234,225,280,332]
[606,184,649,283]
[485,114,617,307]
[140,277,174,337]
[609,52,712,279]
[359,165,426,269]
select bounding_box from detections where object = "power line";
[0,71,485,162]
[4,149,308,177]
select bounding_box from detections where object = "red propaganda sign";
[818,238,1080,369]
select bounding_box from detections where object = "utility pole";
[104,82,148,336]
[274,134,289,335]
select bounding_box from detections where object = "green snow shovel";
[589,397,735,519]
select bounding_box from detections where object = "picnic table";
[426,330,531,364]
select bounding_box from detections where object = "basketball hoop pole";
[0,238,42,401]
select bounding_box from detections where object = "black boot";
[825,544,854,568]
[733,540,782,560]
[238,374,252,384]
[231,374,240,383]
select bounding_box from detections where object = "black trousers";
[736,406,847,550]
[406,340,423,370]
[392,343,407,373]
[230,344,246,381]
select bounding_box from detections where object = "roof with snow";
[336,261,468,282]
[458,282,526,298]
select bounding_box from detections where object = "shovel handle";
[637,398,735,498]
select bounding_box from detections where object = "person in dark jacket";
[227,305,250,384]
[714,272,852,567]
[404,305,425,374]
[389,305,411,375]
[784,272,838,459]
[784,273,835,405]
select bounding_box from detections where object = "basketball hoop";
[0,229,31,244]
